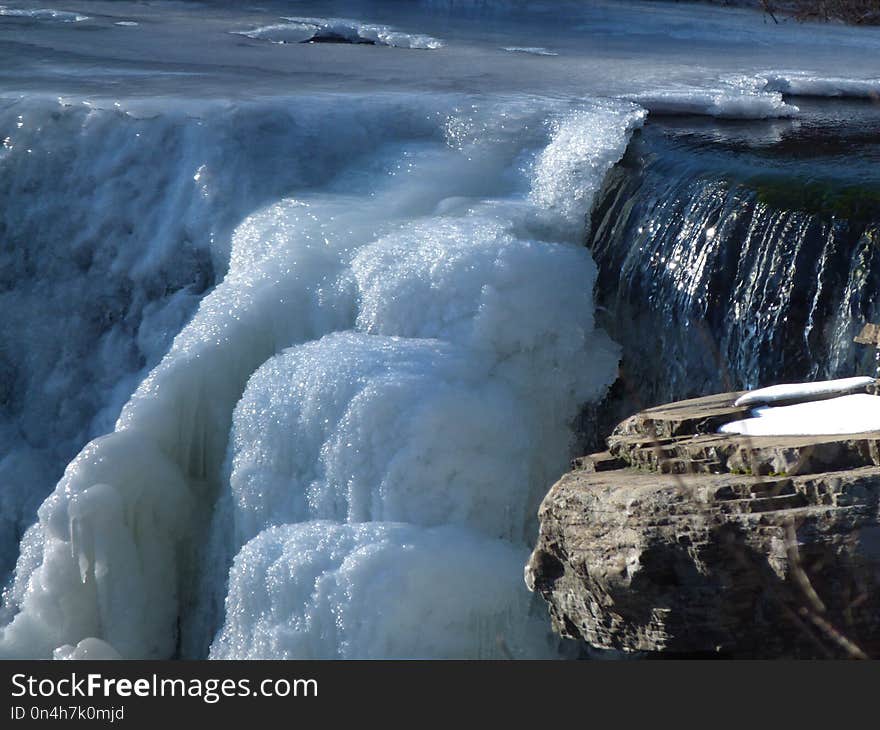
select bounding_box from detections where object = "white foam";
[734,376,875,407]
[234,17,444,49]
[720,394,880,436]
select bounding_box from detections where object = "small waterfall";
[587,120,880,422]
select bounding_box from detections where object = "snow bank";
[720,394,880,436]
[233,17,443,49]
[734,376,875,407]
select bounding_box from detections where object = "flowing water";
[587,102,880,429]
[0,0,879,659]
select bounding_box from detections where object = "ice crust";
[234,16,443,49]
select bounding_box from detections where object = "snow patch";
[720,394,880,436]
[734,376,875,407]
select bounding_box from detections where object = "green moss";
[744,176,880,220]
[729,467,753,476]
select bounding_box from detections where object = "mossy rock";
[744,175,880,220]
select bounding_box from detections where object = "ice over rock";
[0,97,638,659]
[626,88,797,120]
[3,0,880,663]
[0,94,440,586]
[226,333,532,543]
[210,521,556,659]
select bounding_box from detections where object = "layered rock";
[527,391,880,658]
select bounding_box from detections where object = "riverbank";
[694,0,880,25]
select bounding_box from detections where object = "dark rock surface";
[527,391,880,658]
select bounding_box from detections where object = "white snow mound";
[720,393,880,437]
[734,376,875,407]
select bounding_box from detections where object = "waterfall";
[588,120,880,419]
[3,0,880,662]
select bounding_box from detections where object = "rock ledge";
[527,391,880,658]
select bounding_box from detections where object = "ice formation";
[233,17,443,49]
[3,0,879,662]
[626,88,798,119]
[761,73,880,99]
[53,638,121,661]
[0,95,639,659]
[502,47,558,56]
[0,6,89,22]
[210,522,552,659]
[0,95,437,586]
